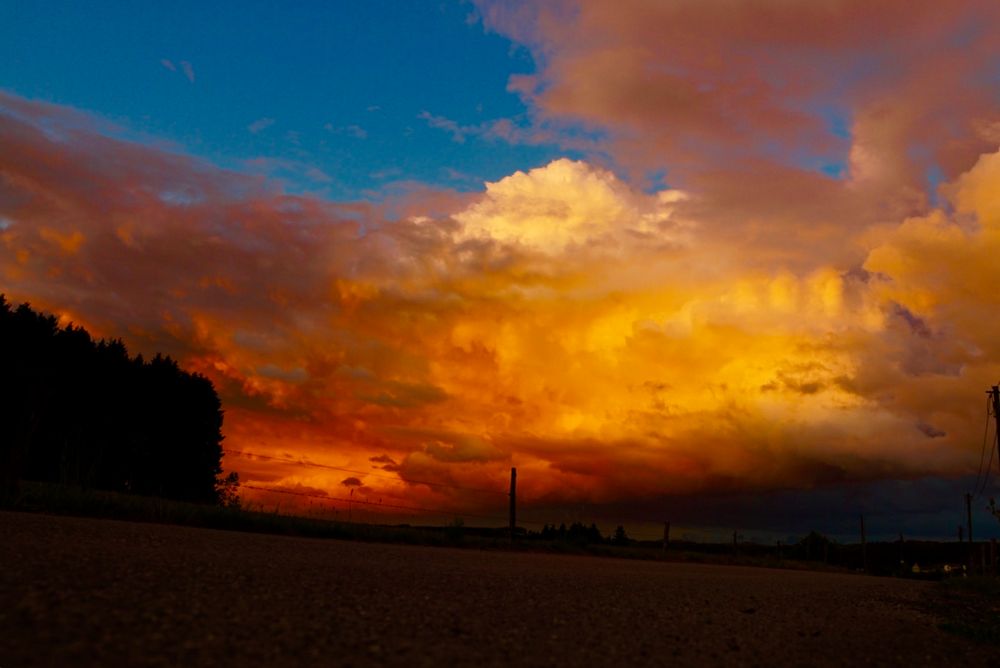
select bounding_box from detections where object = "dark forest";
[0,296,226,504]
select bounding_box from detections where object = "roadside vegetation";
[1,297,225,505]
[924,576,1000,646]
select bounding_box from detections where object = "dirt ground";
[0,511,993,667]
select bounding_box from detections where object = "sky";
[3,0,1000,541]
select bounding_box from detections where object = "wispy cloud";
[418,110,564,149]
[160,58,194,84]
[247,117,275,134]
[324,123,367,139]
[418,111,476,143]
[180,60,195,83]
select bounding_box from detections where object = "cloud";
[3,89,1000,534]
[180,60,195,83]
[304,167,333,184]
[454,158,688,253]
[369,454,400,472]
[247,117,275,134]
[259,482,329,497]
[240,157,336,189]
[418,111,474,143]
[417,111,556,149]
[325,123,367,139]
[477,0,1000,200]
[160,58,194,84]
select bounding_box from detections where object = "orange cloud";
[2,83,1000,528]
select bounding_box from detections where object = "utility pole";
[509,467,517,543]
[965,492,973,545]
[860,514,868,574]
[965,492,974,573]
[991,386,1000,473]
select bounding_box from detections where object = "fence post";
[509,467,517,544]
[966,493,974,572]
[860,514,867,574]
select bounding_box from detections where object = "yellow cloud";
[454,158,687,253]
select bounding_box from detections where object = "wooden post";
[860,514,868,574]
[991,386,1000,473]
[509,467,517,543]
[966,493,973,544]
[662,522,670,553]
[965,492,974,573]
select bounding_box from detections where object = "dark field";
[1,511,994,667]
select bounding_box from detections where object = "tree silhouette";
[539,521,604,545]
[0,296,226,504]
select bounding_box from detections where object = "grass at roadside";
[925,576,1000,646]
[3,480,471,547]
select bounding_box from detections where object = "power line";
[980,439,996,497]
[225,449,508,496]
[978,404,996,498]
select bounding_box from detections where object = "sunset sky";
[4,0,1000,540]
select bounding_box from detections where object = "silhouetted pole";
[965,492,974,573]
[663,522,670,553]
[860,514,868,573]
[965,493,973,544]
[509,467,517,543]
[991,386,1000,473]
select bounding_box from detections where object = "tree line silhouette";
[1,296,227,504]
[538,522,607,545]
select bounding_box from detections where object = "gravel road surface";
[0,511,992,667]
